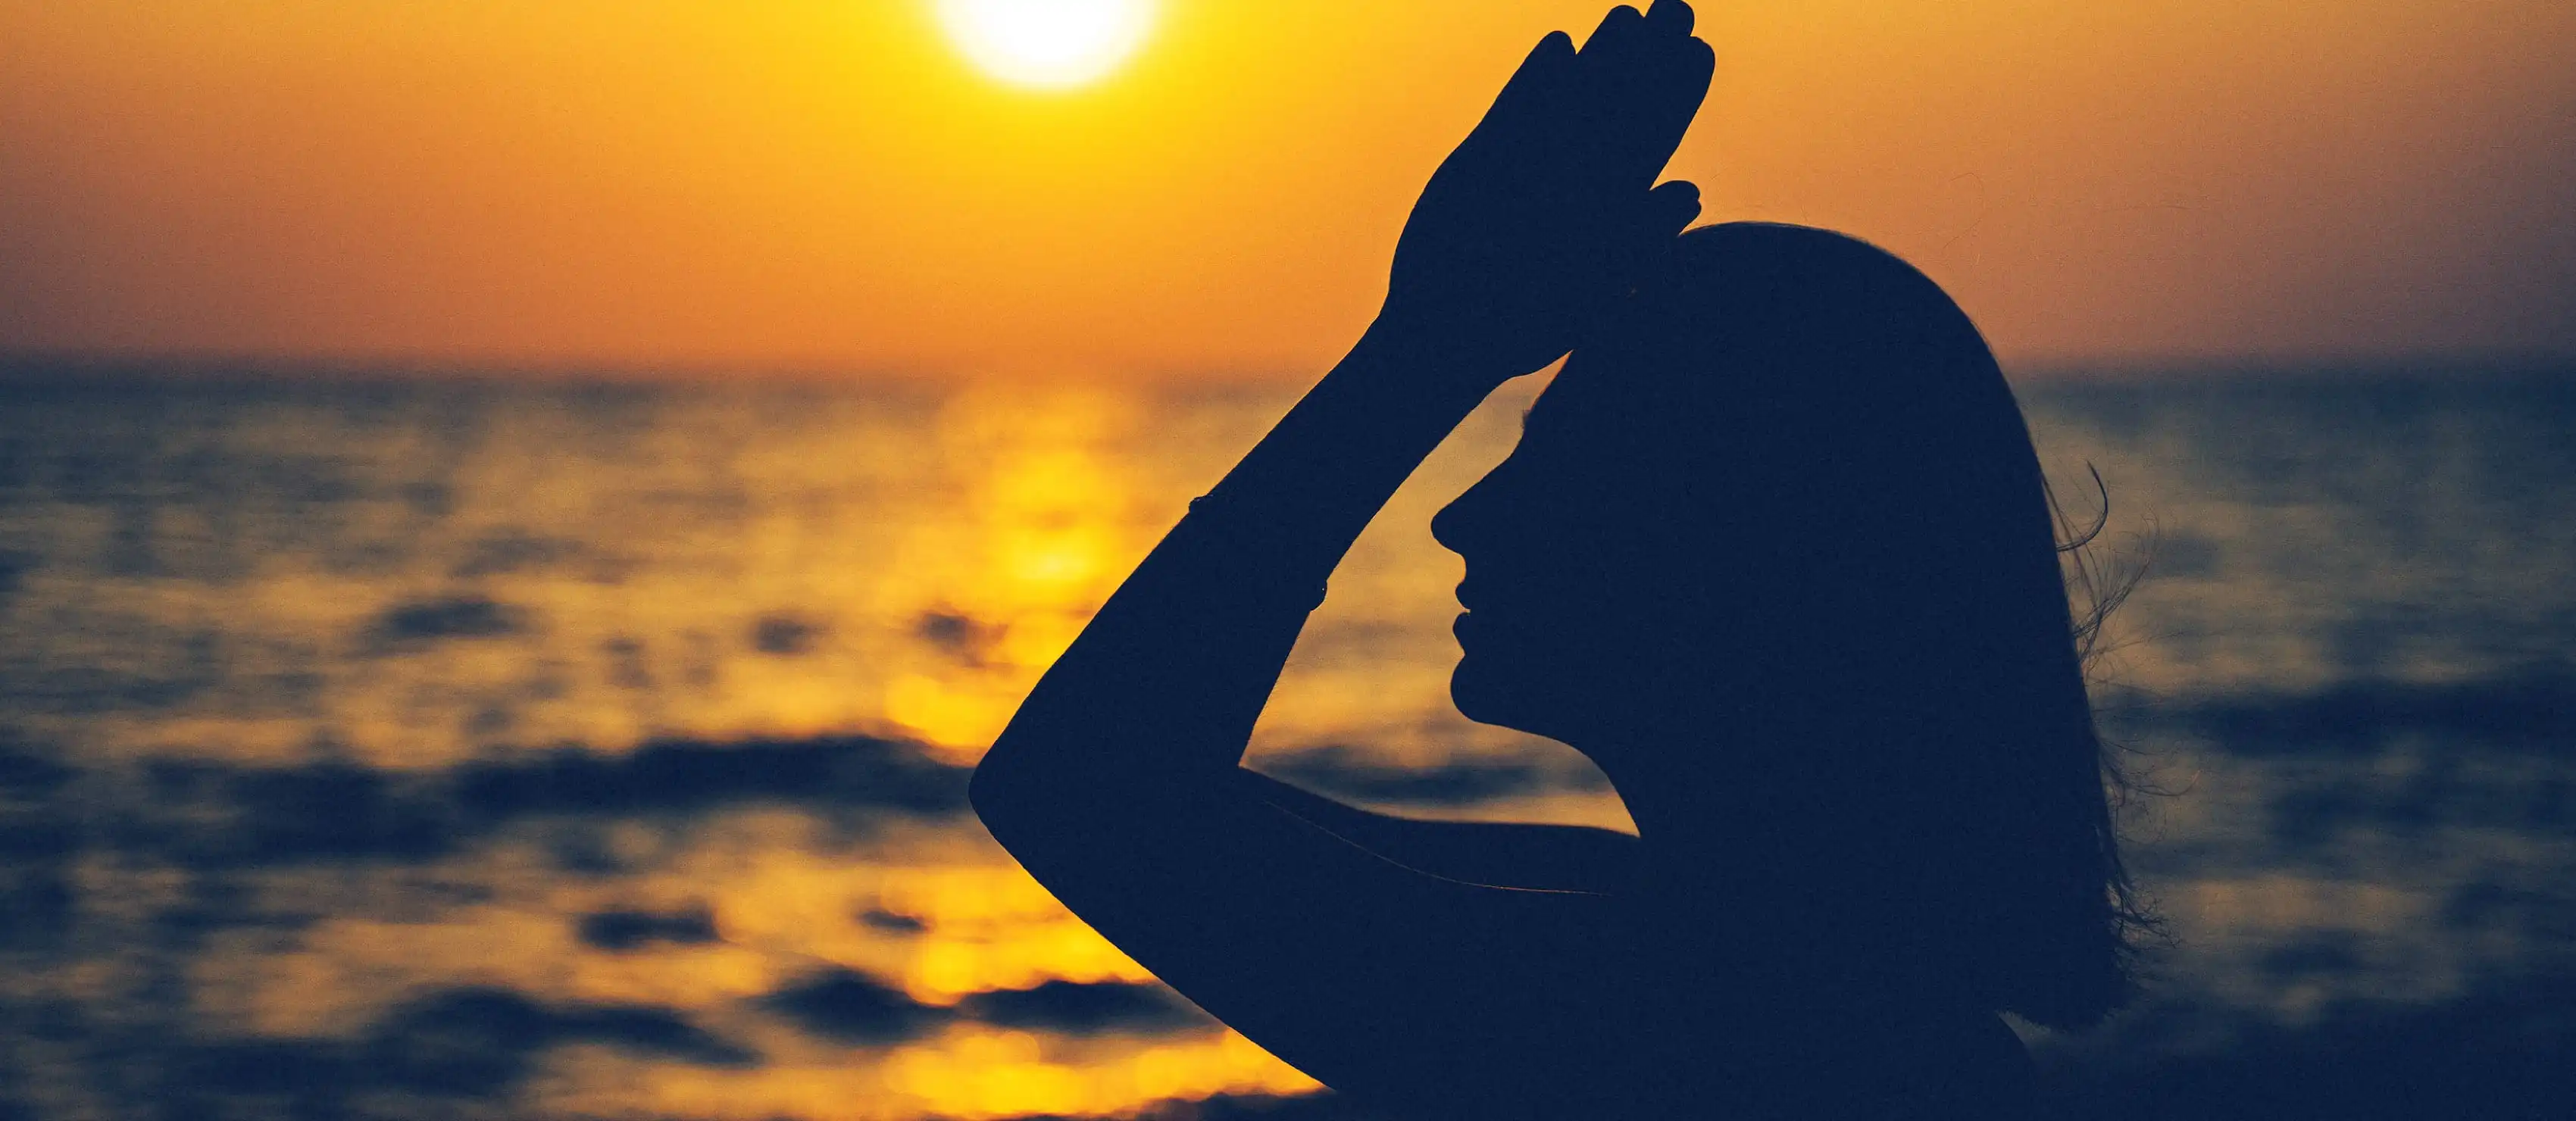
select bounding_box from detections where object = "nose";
[1432,462,1508,557]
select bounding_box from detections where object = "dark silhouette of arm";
[971,323,1622,1093]
[1238,768,1641,895]
[969,2,1712,1094]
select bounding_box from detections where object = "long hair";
[1600,222,2152,1029]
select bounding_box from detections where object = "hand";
[1378,1,1715,385]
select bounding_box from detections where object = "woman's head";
[1432,222,2144,1027]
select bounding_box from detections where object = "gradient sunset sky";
[4,0,2570,378]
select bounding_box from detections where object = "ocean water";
[0,372,2569,1119]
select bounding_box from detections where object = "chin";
[1449,655,1501,723]
[1454,645,1637,751]
[1450,654,1547,735]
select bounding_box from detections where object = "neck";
[1587,746,1746,886]
[1585,726,1844,910]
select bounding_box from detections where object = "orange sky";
[3,0,2571,378]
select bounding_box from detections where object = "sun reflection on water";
[170,810,1314,1119]
[8,381,2576,1117]
[583,1027,1311,1121]
[880,386,1154,758]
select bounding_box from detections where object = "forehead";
[1521,348,1654,446]
[1499,370,1661,504]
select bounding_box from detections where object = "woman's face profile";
[1431,351,1707,747]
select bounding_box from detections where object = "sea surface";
[0,370,2570,1119]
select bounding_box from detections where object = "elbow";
[970,750,1098,881]
[968,768,1039,863]
[970,733,1133,859]
[968,749,1028,837]
[968,738,1063,850]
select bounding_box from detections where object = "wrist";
[1351,314,1527,404]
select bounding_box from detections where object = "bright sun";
[936,0,1158,91]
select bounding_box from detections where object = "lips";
[1454,582,1512,643]
[1454,608,1505,642]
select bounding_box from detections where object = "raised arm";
[974,0,1713,794]
[968,0,1713,1096]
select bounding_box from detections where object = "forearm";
[1198,320,1499,575]
[974,320,1498,795]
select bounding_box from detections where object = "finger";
[1568,5,1709,182]
[1468,30,1577,147]
[1646,0,1696,37]
[1504,29,1577,98]
[1609,30,1715,180]
[1632,36,1715,178]
[1590,182,1702,315]
[1562,8,1656,178]
[1572,36,1710,192]
[1643,180,1703,238]
[1579,5,1648,58]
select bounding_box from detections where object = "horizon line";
[5,347,2574,389]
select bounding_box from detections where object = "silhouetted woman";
[971,3,2147,1117]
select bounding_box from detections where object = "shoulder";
[1886,1011,2039,1121]
[1671,1000,2039,1120]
